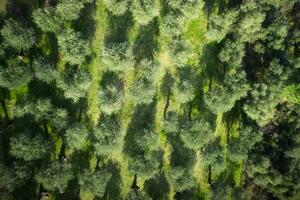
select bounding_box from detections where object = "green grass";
[0,0,5,13]
[87,0,107,126]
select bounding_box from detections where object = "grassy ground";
[0,0,5,13]
[87,0,107,126]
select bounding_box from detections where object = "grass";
[0,0,5,13]
[87,0,107,126]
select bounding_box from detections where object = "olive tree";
[57,29,91,65]
[243,84,278,126]
[180,118,215,150]
[93,115,121,155]
[65,123,89,151]
[173,67,196,104]
[102,42,135,72]
[228,126,263,163]
[35,161,74,193]
[57,67,91,102]
[78,169,112,198]
[204,71,250,114]
[9,133,52,161]
[99,76,124,115]
[32,58,59,83]
[1,18,36,51]
[14,98,68,130]
[218,40,245,68]
[127,151,160,180]
[128,59,158,105]
[166,167,196,192]
[0,164,29,192]
[206,10,239,42]
[33,7,62,33]
[131,0,159,25]
[0,58,33,90]
[104,0,130,16]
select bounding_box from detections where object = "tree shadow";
[168,133,196,169]
[99,160,123,200]
[105,11,134,44]
[133,18,160,61]
[144,172,170,200]
[123,101,157,155]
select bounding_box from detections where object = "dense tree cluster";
[0,0,299,199]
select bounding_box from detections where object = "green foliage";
[163,111,179,134]
[14,99,68,129]
[200,138,226,175]
[264,17,288,50]
[180,118,214,150]
[65,123,89,151]
[32,58,59,83]
[237,4,266,43]
[173,67,196,104]
[102,43,135,72]
[126,189,152,200]
[93,115,121,155]
[206,10,239,42]
[57,67,91,102]
[127,151,160,180]
[168,0,204,19]
[0,58,33,90]
[218,40,245,68]
[128,59,157,105]
[1,19,36,51]
[33,7,62,33]
[169,39,194,68]
[228,126,263,162]
[57,29,91,65]
[99,77,124,115]
[0,164,29,192]
[204,71,250,114]
[55,0,85,21]
[281,84,300,104]
[166,167,196,192]
[104,0,129,16]
[35,161,73,193]
[243,84,278,126]
[78,169,112,198]
[131,0,159,25]
[9,133,52,161]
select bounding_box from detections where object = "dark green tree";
[57,29,91,65]
[104,0,129,16]
[78,169,112,198]
[35,161,73,193]
[1,19,36,51]
[93,115,121,155]
[57,67,91,102]
[166,167,196,192]
[204,70,250,114]
[102,42,135,72]
[32,58,59,84]
[131,0,159,25]
[0,58,33,90]
[180,117,214,150]
[9,133,52,161]
[0,164,29,192]
[128,59,158,105]
[65,123,89,151]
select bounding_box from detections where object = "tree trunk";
[131,174,140,195]
[0,98,10,125]
[59,142,66,160]
[163,94,170,120]
[188,102,193,121]
[208,165,212,185]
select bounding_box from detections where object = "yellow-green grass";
[0,0,5,13]
[87,0,107,126]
